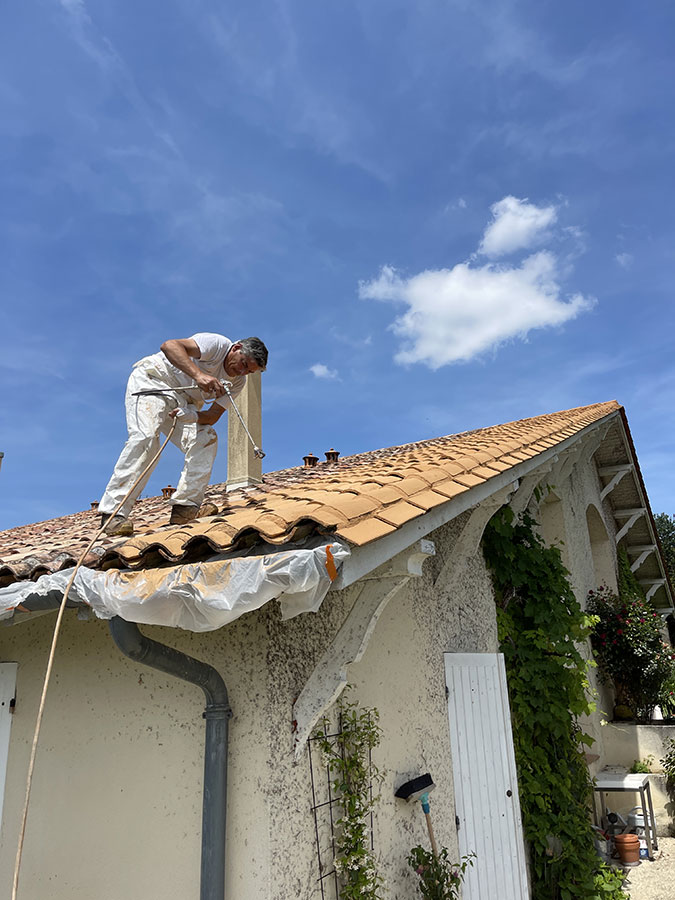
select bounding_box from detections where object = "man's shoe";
[199,501,219,517]
[100,513,134,536]
[169,504,200,526]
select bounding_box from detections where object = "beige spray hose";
[12,418,178,900]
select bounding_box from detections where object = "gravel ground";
[621,837,675,900]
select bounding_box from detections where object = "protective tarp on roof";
[0,540,349,633]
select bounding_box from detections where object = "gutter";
[109,617,231,900]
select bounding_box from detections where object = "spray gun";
[395,773,439,857]
[133,379,265,459]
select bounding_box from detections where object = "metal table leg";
[645,781,659,852]
[639,786,655,860]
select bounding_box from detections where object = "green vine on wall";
[482,507,628,900]
[314,696,385,900]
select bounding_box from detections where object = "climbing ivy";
[482,507,628,900]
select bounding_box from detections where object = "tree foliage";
[655,512,675,583]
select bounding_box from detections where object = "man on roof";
[99,333,268,536]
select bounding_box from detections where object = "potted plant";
[407,846,474,900]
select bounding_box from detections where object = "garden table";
[593,771,659,860]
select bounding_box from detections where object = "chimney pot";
[324,448,340,463]
[162,485,176,499]
[303,452,319,468]
[90,500,99,510]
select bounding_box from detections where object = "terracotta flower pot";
[614,833,640,866]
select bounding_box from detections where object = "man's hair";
[238,337,269,370]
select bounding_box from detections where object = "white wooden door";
[444,653,530,899]
[0,663,18,827]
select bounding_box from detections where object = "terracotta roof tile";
[407,489,453,510]
[337,518,399,545]
[484,460,513,473]
[321,494,382,518]
[392,476,431,496]
[447,455,482,470]
[473,466,499,480]
[413,465,454,485]
[431,481,471,500]
[376,500,425,527]
[0,401,621,579]
[433,460,465,477]
[453,473,487,488]
[358,484,407,505]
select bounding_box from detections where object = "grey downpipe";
[109,616,232,900]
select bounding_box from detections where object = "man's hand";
[194,372,226,397]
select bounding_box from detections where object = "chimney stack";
[324,448,340,463]
[227,371,263,491]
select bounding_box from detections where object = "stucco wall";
[0,512,499,900]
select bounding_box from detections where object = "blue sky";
[1,0,674,530]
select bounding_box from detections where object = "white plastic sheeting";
[0,541,350,633]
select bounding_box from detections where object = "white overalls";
[99,335,244,518]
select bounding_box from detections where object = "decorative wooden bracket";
[548,425,610,488]
[614,508,646,543]
[509,465,554,518]
[549,446,580,485]
[598,464,634,501]
[627,544,657,573]
[292,540,435,754]
[639,579,666,602]
[433,484,517,591]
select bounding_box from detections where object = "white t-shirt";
[135,333,246,410]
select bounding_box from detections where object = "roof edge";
[331,409,623,590]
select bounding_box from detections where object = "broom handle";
[425,811,439,857]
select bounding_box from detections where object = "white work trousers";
[99,365,218,518]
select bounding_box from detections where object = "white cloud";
[310,363,338,379]
[359,252,594,370]
[478,196,558,258]
[616,252,633,269]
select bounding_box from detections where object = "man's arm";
[197,404,226,426]
[160,338,225,397]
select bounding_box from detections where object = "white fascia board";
[331,411,621,591]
